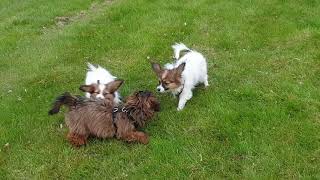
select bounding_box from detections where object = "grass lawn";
[1,0,320,178]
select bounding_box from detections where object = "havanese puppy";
[80,63,121,105]
[48,80,160,146]
[151,43,208,111]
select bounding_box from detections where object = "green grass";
[0,0,320,178]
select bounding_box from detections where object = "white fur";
[85,63,121,104]
[172,42,191,60]
[156,85,165,93]
[160,43,209,111]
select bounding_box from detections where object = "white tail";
[172,43,191,59]
[87,62,97,71]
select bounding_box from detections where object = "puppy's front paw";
[177,106,184,111]
[134,131,149,144]
[140,134,149,144]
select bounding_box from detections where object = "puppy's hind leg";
[204,74,209,87]
[201,61,209,87]
[122,131,149,144]
[67,132,88,147]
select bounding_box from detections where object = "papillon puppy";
[151,43,209,111]
[80,63,121,105]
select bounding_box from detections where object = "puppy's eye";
[164,81,170,85]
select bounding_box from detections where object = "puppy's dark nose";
[157,87,161,92]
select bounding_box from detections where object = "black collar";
[177,81,185,97]
[112,106,134,123]
[112,106,130,136]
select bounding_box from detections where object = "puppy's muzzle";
[156,85,166,93]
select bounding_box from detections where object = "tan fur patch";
[159,65,185,91]
[162,70,168,79]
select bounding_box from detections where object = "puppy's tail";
[87,62,97,71]
[48,92,78,115]
[172,43,191,60]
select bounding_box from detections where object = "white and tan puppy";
[152,43,208,111]
[80,63,121,105]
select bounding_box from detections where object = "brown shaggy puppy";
[49,81,160,147]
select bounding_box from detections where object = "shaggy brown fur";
[49,88,160,146]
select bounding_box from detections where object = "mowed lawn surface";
[1,0,320,178]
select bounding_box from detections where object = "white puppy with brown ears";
[80,63,121,105]
[151,43,208,111]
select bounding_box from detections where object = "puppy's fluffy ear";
[176,62,186,75]
[106,79,124,93]
[151,62,162,77]
[79,85,95,93]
